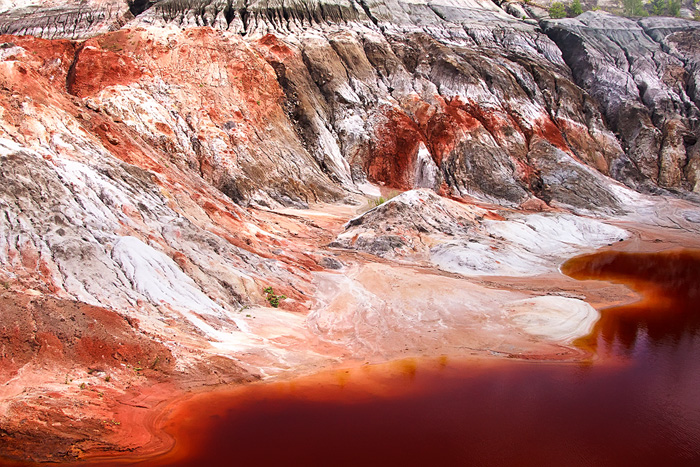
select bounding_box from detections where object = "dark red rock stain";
[531,116,569,152]
[366,108,425,190]
[367,96,577,192]
[425,102,479,166]
[255,34,295,60]
[459,100,519,145]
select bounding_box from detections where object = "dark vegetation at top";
[548,0,688,18]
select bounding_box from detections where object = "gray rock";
[319,256,344,269]
[543,12,700,193]
[0,0,132,40]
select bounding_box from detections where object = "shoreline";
[2,204,699,465]
[82,237,700,466]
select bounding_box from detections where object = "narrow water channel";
[143,249,700,466]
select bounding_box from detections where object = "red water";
[78,250,700,466]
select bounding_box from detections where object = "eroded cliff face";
[126,1,700,201]
[543,12,700,193]
[0,0,134,39]
[1,0,700,463]
[6,1,700,205]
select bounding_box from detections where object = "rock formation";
[543,12,700,193]
[1,0,700,463]
[0,0,134,39]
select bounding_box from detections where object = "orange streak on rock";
[425,101,480,165]
[255,34,296,60]
[557,118,611,173]
[367,107,425,189]
[532,116,569,152]
[68,39,146,98]
[513,158,538,184]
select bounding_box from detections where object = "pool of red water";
[131,250,700,466]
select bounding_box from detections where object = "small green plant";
[263,286,286,308]
[372,196,387,207]
[369,190,400,208]
[569,0,583,16]
[623,0,648,16]
[549,2,567,18]
[104,375,111,382]
[667,0,681,17]
[79,382,87,390]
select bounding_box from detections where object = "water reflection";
[563,249,700,357]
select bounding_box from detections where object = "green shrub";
[369,190,400,208]
[623,0,649,16]
[372,196,387,207]
[569,0,583,16]
[549,2,567,18]
[667,0,681,16]
[264,286,287,308]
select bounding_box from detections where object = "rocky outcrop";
[543,12,700,193]
[0,1,660,208]
[640,16,700,192]
[2,4,700,199]
[124,1,700,199]
[334,189,628,274]
[0,30,347,379]
[246,2,626,206]
[332,189,485,257]
[0,0,134,39]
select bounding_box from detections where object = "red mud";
[0,291,174,385]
